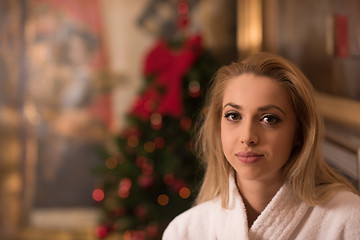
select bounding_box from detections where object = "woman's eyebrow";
[258,105,286,115]
[223,103,286,115]
[223,102,241,109]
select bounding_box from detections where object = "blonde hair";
[195,52,357,207]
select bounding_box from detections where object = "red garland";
[130,35,203,119]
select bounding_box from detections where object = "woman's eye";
[224,112,241,121]
[261,115,281,125]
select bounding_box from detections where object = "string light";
[111,207,126,217]
[154,137,165,149]
[177,0,189,29]
[116,153,125,164]
[146,223,159,238]
[123,230,145,240]
[138,175,154,188]
[188,80,201,97]
[142,163,154,176]
[144,141,155,153]
[127,135,139,147]
[105,157,117,169]
[150,113,162,127]
[179,187,191,199]
[118,178,132,199]
[134,205,148,219]
[157,194,169,206]
[123,231,131,240]
[95,225,108,238]
[136,156,147,168]
[163,174,175,186]
[180,116,192,131]
[93,189,105,202]
[144,100,156,112]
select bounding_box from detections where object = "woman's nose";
[240,120,259,146]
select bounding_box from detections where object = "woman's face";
[221,73,297,185]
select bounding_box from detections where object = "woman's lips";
[235,151,264,164]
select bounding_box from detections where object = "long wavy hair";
[195,52,357,207]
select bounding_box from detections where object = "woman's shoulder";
[162,199,221,240]
[322,190,360,211]
[315,190,360,227]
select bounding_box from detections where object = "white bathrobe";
[163,173,360,240]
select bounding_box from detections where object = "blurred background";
[0,0,359,239]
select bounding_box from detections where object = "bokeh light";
[157,194,169,206]
[144,141,155,153]
[180,116,192,131]
[93,189,105,202]
[138,175,154,188]
[163,174,175,185]
[136,156,147,168]
[154,137,165,149]
[188,80,200,97]
[105,157,117,169]
[95,225,108,239]
[150,113,162,125]
[118,178,132,199]
[179,187,191,199]
[127,135,139,147]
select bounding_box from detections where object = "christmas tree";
[93,34,219,239]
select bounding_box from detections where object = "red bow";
[131,35,202,119]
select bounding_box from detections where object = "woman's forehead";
[222,74,293,112]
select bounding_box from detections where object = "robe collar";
[218,170,310,240]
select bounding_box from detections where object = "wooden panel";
[316,92,360,129]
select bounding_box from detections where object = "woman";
[163,52,360,239]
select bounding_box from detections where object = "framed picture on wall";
[26,0,112,208]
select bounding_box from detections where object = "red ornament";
[146,223,159,237]
[173,179,186,191]
[111,207,126,217]
[138,175,154,188]
[136,156,147,168]
[154,137,165,149]
[118,178,132,198]
[188,80,201,97]
[142,163,154,176]
[95,225,108,239]
[150,113,163,129]
[177,0,190,30]
[134,205,148,220]
[164,174,175,186]
[180,116,192,131]
[92,188,104,202]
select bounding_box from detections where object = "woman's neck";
[236,175,283,229]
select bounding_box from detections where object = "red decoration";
[177,0,190,29]
[335,15,349,58]
[134,205,148,220]
[154,137,165,149]
[172,179,186,191]
[136,156,147,168]
[180,116,192,131]
[95,225,108,239]
[138,175,154,188]
[92,188,105,202]
[146,223,159,237]
[163,174,175,186]
[110,207,126,217]
[131,35,203,119]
